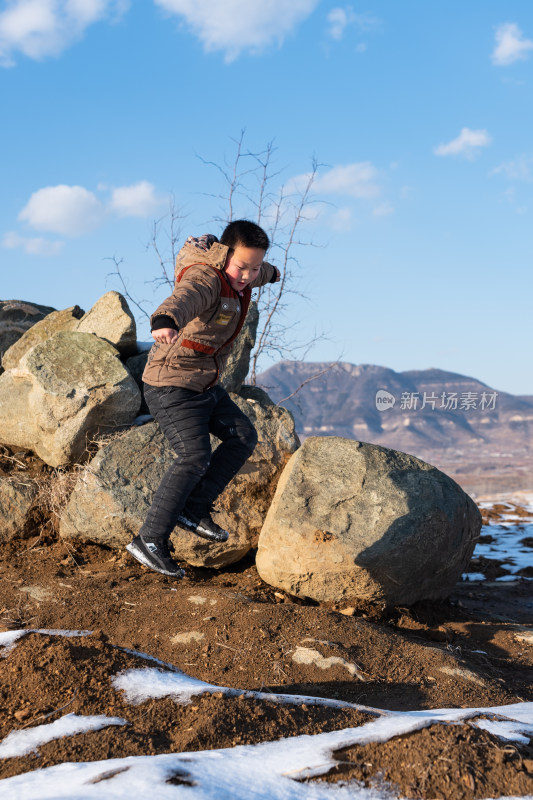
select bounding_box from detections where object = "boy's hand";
[152,328,179,344]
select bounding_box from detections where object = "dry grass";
[31,468,81,536]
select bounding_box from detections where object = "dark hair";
[220,220,270,252]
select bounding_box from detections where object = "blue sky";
[1,1,532,395]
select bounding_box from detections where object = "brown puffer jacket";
[142,237,278,391]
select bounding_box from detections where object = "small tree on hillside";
[198,131,324,383]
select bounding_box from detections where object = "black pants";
[139,384,258,541]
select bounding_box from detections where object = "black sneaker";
[177,504,229,543]
[126,535,185,577]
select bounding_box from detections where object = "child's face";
[224,246,265,292]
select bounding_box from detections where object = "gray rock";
[2,306,84,371]
[75,291,137,356]
[0,476,37,542]
[220,301,259,393]
[256,437,481,606]
[124,353,150,415]
[60,422,170,549]
[60,390,299,567]
[0,331,141,468]
[0,300,55,371]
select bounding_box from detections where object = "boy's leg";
[128,385,218,575]
[183,385,258,513]
[139,385,218,540]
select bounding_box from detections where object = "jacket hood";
[175,234,230,280]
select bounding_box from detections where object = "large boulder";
[60,422,169,549]
[0,476,37,542]
[0,331,141,468]
[0,300,55,371]
[75,291,137,357]
[2,306,84,371]
[256,437,481,606]
[60,388,299,567]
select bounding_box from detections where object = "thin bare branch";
[275,361,341,406]
[105,256,151,323]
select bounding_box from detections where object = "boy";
[126,220,280,577]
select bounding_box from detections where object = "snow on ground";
[0,629,90,657]
[1,701,532,799]
[463,495,533,582]
[112,667,378,711]
[1,630,533,800]
[0,714,128,759]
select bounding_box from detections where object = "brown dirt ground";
[0,446,532,797]
[316,723,533,799]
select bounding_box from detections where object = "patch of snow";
[0,630,27,652]
[0,629,90,657]
[462,572,486,581]
[0,713,128,759]
[472,718,533,744]
[112,667,380,712]
[477,492,533,513]
[2,703,532,799]
[470,500,533,579]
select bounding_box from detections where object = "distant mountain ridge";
[256,361,533,494]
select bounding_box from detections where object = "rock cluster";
[0,292,299,569]
[60,387,299,567]
[0,291,481,604]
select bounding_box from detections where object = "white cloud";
[313,162,380,198]
[18,185,105,236]
[434,128,492,159]
[326,7,380,40]
[154,0,319,61]
[492,22,533,66]
[491,154,533,182]
[109,181,161,217]
[0,0,128,66]
[16,180,164,239]
[329,207,354,231]
[2,231,64,255]
[373,202,394,217]
[327,7,350,40]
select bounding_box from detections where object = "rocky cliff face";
[257,361,533,494]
